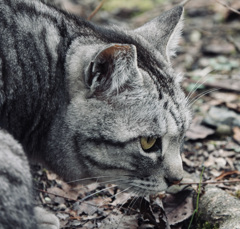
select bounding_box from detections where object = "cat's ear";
[85,44,138,96]
[134,6,184,62]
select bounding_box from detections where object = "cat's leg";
[0,130,37,229]
[0,130,60,229]
[34,206,60,229]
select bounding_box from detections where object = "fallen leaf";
[186,117,215,140]
[111,192,131,206]
[233,127,240,143]
[182,153,196,167]
[46,170,58,180]
[47,183,80,201]
[211,92,238,103]
[218,150,236,157]
[215,157,227,169]
[163,189,194,226]
[203,155,216,167]
[226,102,240,113]
[226,157,235,170]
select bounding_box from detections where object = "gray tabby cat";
[0,0,191,228]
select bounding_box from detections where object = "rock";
[203,106,240,128]
[216,124,232,135]
[207,143,215,152]
[198,186,240,229]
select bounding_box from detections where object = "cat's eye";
[140,137,157,150]
[140,137,162,153]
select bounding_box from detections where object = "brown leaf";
[47,183,80,201]
[182,153,196,167]
[186,117,215,140]
[211,92,238,103]
[226,102,240,113]
[46,170,58,181]
[111,192,130,206]
[163,189,194,226]
[233,126,240,143]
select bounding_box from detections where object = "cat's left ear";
[134,6,184,62]
[85,44,139,96]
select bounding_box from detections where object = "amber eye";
[140,137,157,151]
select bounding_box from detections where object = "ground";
[33,0,240,228]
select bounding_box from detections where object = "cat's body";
[0,0,191,228]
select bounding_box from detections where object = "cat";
[0,0,191,228]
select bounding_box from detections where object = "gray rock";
[198,186,240,229]
[203,106,240,128]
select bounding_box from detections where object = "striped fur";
[0,0,191,228]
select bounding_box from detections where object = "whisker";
[103,186,132,206]
[115,189,135,214]
[117,191,141,229]
[70,178,128,191]
[79,184,118,203]
[185,76,208,103]
[97,178,129,185]
[139,190,147,211]
[97,188,134,229]
[185,67,212,103]
[66,175,132,184]
[188,88,219,107]
[128,193,141,213]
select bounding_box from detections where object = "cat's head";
[53,6,191,195]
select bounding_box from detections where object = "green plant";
[187,166,205,229]
[196,221,219,229]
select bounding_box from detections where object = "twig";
[87,0,106,21]
[179,179,240,186]
[215,0,240,16]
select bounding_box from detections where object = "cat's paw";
[34,206,60,229]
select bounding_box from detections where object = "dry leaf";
[211,92,238,103]
[226,102,240,113]
[163,189,194,226]
[46,170,58,180]
[233,127,240,143]
[186,117,215,140]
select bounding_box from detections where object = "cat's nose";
[165,176,183,186]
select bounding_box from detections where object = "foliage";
[235,190,240,199]
[196,221,219,229]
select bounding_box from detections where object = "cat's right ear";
[85,44,139,96]
[134,6,184,62]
